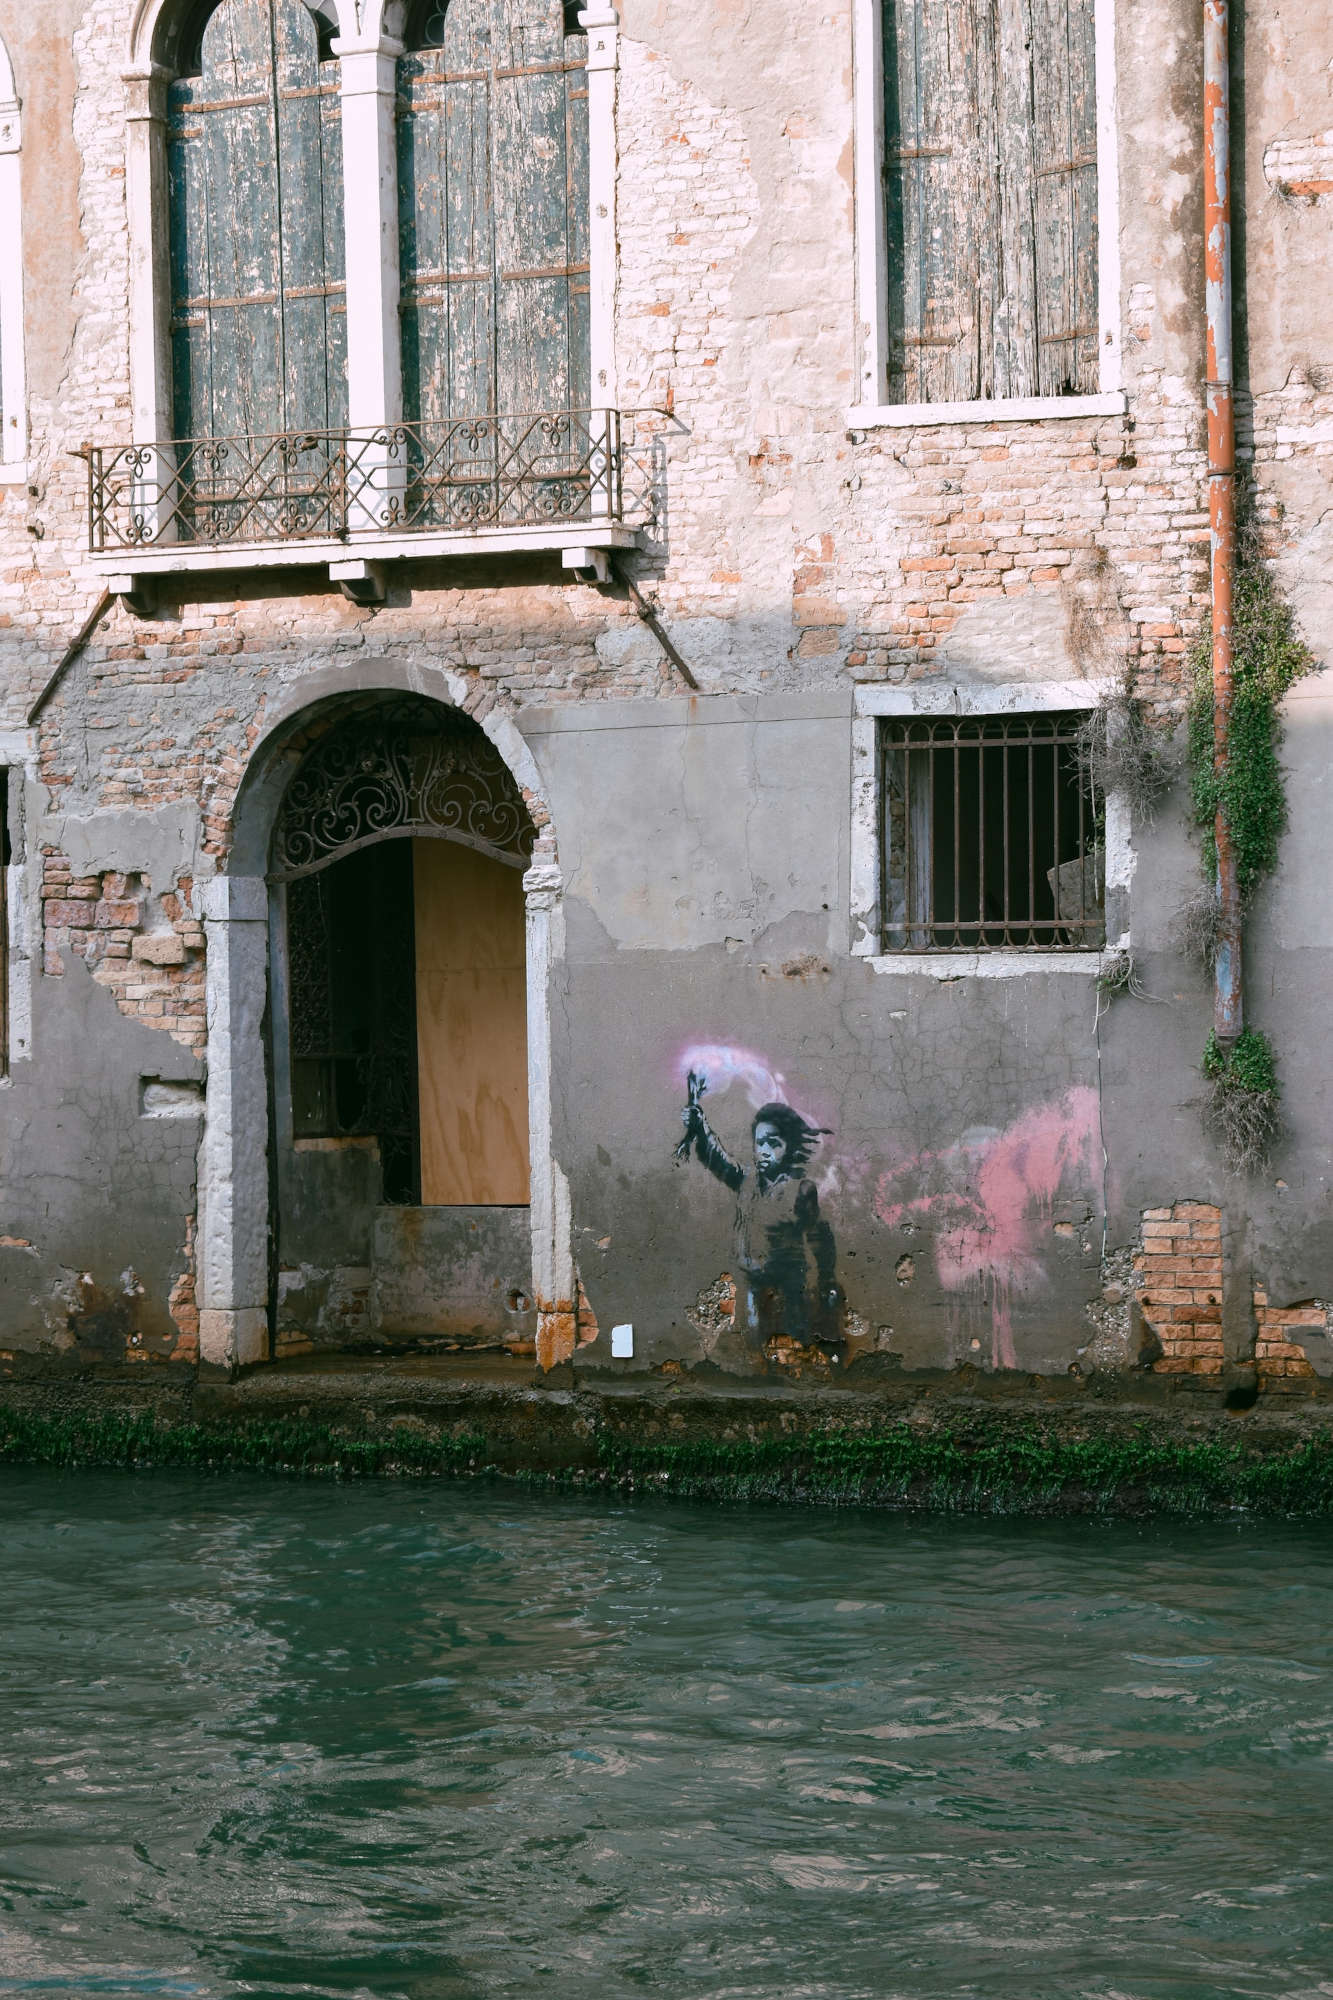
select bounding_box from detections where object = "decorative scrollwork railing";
[81,409,665,552]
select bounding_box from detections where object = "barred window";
[879,711,1103,951]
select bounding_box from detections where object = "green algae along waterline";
[1,1472,1332,1999]
[4,1369,1333,1514]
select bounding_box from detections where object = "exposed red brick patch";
[1136,1203,1224,1376]
[42,859,206,1052]
[1253,1293,1328,1393]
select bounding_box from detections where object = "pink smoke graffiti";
[874,1087,1100,1371]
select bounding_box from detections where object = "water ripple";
[0,1475,1330,1997]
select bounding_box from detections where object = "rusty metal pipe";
[1205,0,1242,1045]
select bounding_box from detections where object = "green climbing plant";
[1185,501,1317,1171]
[1201,1026,1282,1175]
[1187,517,1316,897]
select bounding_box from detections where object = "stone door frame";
[196,662,573,1371]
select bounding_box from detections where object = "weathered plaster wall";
[532,692,1331,1386]
[0,0,87,411]
[0,0,1326,1393]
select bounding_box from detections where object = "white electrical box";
[611,1323,634,1359]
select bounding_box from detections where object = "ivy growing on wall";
[1186,501,1318,1171]
[1187,514,1316,896]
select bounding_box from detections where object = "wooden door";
[397,0,590,425]
[413,840,530,1207]
[168,0,346,442]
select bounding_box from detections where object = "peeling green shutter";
[168,0,346,443]
[1030,0,1098,395]
[398,0,590,424]
[882,0,1098,404]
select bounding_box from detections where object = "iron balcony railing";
[82,409,663,552]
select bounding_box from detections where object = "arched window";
[0,34,25,480]
[166,0,346,443]
[111,0,622,568]
[397,0,590,425]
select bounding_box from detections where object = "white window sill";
[846,391,1127,431]
[0,459,28,486]
[860,950,1109,978]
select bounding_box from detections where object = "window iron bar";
[879,712,1104,953]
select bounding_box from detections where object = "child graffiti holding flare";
[676,1069,843,1356]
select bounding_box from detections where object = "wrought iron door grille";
[878,711,1103,952]
[80,409,664,550]
[287,845,422,1207]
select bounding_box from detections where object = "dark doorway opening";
[288,841,421,1204]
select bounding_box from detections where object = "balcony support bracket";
[561,545,609,584]
[329,558,387,607]
[108,573,155,618]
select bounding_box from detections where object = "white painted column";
[851,0,888,410]
[123,64,176,539]
[524,847,576,1370]
[333,31,405,533]
[0,81,26,478]
[580,7,619,519]
[198,876,271,1370]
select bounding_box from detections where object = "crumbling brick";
[1137,1203,1226,1376]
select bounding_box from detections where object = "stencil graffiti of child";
[676,1069,843,1355]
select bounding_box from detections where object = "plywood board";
[414,839,530,1206]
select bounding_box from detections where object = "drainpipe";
[1205,0,1242,1047]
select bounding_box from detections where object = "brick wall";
[1137,1211,1332,1390]
[1136,1203,1225,1377]
[40,854,206,1051]
[0,4,1244,736]
[1253,1293,1327,1393]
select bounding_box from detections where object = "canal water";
[0,1473,1330,1999]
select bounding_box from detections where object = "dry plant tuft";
[1078,675,1176,824]
[1205,1082,1282,1176]
[1172,888,1223,970]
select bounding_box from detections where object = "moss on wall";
[4,1400,1333,1517]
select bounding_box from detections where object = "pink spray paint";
[874,1087,1100,1370]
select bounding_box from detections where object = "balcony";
[81,409,661,601]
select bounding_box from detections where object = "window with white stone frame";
[0,35,27,484]
[850,682,1131,971]
[103,0,626,593]
[849,0,1124,428]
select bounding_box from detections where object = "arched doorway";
[266,696,540,1353]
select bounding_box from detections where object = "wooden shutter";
[168,0,346,443]
[882,0,982,404]
[882,0,1097,404]
[1030,0,1098,394]
[398,0,590,424]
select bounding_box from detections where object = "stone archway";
[196,669,573,1372]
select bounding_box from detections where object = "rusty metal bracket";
[27,590,116,726]
[606,553,699,691]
